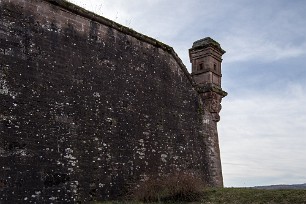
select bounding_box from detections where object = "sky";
[67,0,306,187]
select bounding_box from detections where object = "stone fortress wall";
[0,0,226,202]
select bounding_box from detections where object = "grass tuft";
[128,171,206,203]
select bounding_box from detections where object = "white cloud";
[219,83,306,186]
[216,1,306,63]
[221,33,306,63]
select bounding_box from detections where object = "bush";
[129,171,206,202]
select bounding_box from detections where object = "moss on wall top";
[191,37,226,54]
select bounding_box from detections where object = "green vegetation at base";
[203,188,306,204]
[95,188,306,204]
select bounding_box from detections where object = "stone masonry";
[0,0,227,202]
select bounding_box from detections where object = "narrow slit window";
[199,63,203,70]
[214,64,217,71]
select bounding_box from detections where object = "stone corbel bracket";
[196,83,227,122]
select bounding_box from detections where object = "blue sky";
[67,0,306,187]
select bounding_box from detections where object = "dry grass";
[128,171,206,202]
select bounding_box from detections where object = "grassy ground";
[202,188,306,204]
[94,188,306,204]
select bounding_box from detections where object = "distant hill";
[253,183,306,190]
